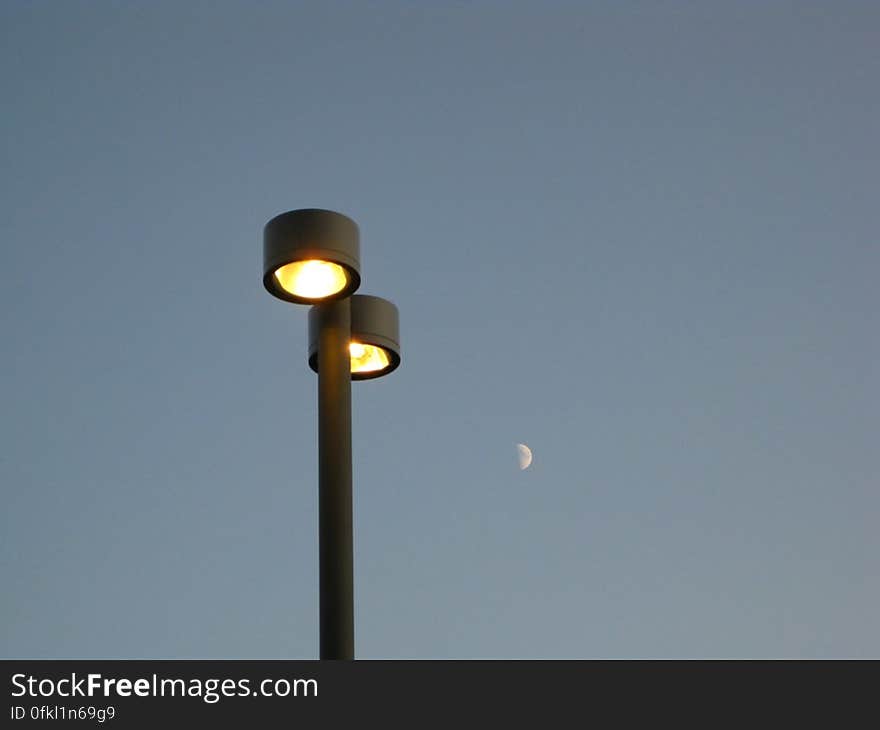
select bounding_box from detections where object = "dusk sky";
[2,1,877,658]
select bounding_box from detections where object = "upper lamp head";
[263,209,361,304]
[309,295,401,380]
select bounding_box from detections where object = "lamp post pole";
[315,298,354,660]
[263,208,401,661]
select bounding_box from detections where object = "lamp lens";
[349,342,391,374]
[274,260,348,299]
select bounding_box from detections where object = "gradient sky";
[2,1,877,659]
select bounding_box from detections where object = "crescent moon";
[516,443,532,470]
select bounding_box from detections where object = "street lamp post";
[263,209,400,660]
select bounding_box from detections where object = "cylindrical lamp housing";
[263,209,361,304]
[309,295,401,380]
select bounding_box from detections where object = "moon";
[516,443,532,470]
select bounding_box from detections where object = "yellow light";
[349,341,391,374]
[274,260,348,299]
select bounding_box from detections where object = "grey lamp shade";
[263,209,361,304]
[309,295,401,380]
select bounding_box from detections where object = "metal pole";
[315,298,354,660]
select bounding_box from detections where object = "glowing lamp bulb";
[274,260,348,300]
[349,341,391,374]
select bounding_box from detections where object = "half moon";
[516,443,532,470]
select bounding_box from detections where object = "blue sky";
[1,1,877,658]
